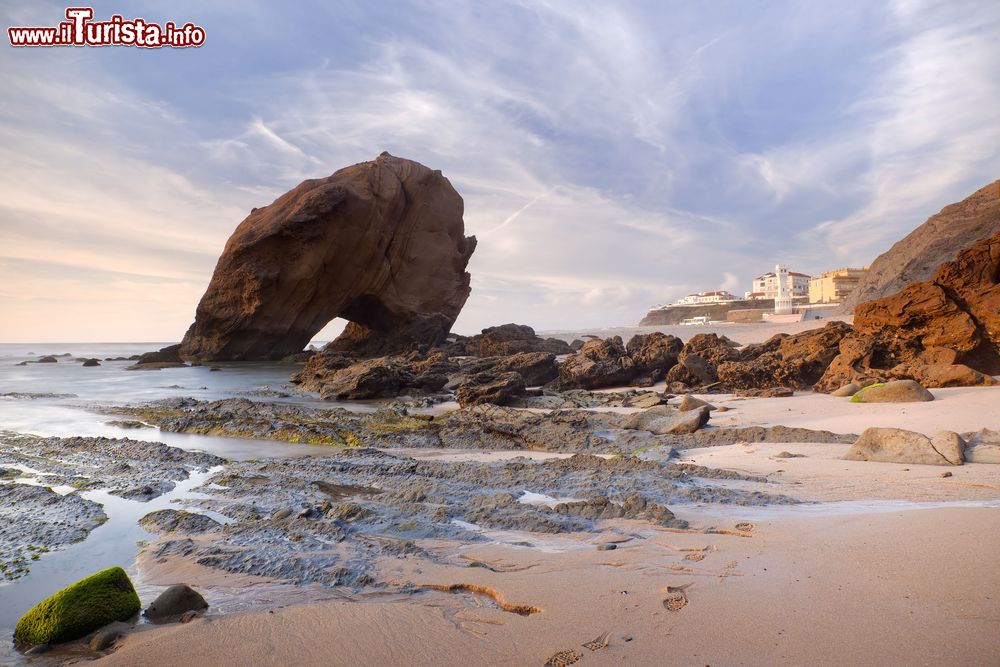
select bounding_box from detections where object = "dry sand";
[700,385,1000,437]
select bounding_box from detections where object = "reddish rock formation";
[816,229,1000,391]
[845,179,1000,309]
[717,322,851,391]
[179,153,476,360]
[556,337,639,390]
[455,372,527,407]
[441,324,572,357]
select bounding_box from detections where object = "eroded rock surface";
[845,178,1000,309]
[817,229,1000,391]
[180,153,476,360]
[0,484,106,581]
[0,431,223,499]
[141,449,790,588]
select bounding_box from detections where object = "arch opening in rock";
[178,153,477,361]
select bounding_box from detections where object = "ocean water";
[0,342,344,457]
[0,344,341,661]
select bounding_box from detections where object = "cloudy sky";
[1,0,998,342]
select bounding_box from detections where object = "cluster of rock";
[291,323,573,405]
[816,228,1000,391]
[117,396,855,456]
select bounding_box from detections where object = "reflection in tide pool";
[0,467,223,663]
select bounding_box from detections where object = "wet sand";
[97,506,1000,667]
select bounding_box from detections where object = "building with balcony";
[809,267,868,304]
[744,269,811,301]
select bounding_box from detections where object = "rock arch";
[179,153,476,360]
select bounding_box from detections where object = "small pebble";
[939,471,953,478]
[597,543,617,551]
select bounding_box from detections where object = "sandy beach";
[70,381,996,667]
[95,505,1000,667]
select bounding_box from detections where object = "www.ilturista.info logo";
[8,7,205,48]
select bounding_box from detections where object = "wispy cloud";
[0,0,998,341]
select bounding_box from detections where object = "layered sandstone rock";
[180,153,476,360]
[845,179,1000,309]
[816,229,1000,391]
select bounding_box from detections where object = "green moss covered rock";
[14,567,141,646]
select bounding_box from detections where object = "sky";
[1,0,999,343]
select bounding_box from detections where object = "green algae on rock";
[14,566,141,646]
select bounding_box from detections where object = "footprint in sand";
[735,521,755,532]
[662,583,691,611]
[544,648,582,666]
[683,552,706,562]
[582,631,610,651]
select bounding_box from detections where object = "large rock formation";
[816,228,1000,391]
[179,153,476,360]
[844,179,1000,309]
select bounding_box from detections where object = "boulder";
[625,332,682,383]
[143,584,209,621]
[127,344,186,370]
[291,351,456,400]
[831,382,861,397]
[678,395,715,412]
[460,351,558,387]
[179,153,476,360]
[623,405,710,435]
[139,509,221,535]
[81,358,101,367]
[660,333,743,388]
[36,355,58,363]
[885,362,996,388]
[296,357,416,400]
[556,337,638,390]
[849,380,934,403]
[679,353,716,385]
[963,430,1000,464]
[844,428,964,466]
[14,567,141,646]
[455,372,526,407]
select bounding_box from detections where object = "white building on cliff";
[744,268,810,301]
[674,291,737,306]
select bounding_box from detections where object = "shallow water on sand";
[0,342,357,459]
[0,467,223,663]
